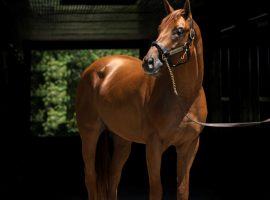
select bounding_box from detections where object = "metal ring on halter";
[151,41,169,58]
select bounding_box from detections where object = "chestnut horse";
[75,0,206,199]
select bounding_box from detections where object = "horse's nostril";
[148,57,154,65]
[142,56,159,74]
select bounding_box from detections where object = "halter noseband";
[151,19,196,68]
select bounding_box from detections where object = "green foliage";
[31,49,139,137]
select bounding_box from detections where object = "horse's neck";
[147,44,203,119]
[176,46,203,97]
[160,44,203,99]
[181,33,204,93]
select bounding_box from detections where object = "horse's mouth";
[144,69,161,77]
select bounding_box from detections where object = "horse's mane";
[159,9,185,31]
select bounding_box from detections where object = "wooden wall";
[13,0,163,41]
[204,13,270,123]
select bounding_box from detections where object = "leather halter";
[151,20,196,68]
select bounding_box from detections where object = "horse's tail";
[96,129,112,200]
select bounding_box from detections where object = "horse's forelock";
[159,10,185,31]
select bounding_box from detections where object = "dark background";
[1,0,270,199]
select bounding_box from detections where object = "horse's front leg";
[109,135,132,200]
[176,137,200,200]
[146,136,164,200]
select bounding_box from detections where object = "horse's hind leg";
[109,135,132,200]
[76,75,102,199]
[80,124,101,200]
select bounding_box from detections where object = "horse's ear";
[163,0,174,14]
[183,0,192,19]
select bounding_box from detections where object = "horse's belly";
[97,104,145,144]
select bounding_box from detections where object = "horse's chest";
[144,101,200,145]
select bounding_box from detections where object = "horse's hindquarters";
[78,55,147,143]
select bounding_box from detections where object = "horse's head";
[142,0,194,75]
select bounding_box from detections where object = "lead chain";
[162,55,179,96]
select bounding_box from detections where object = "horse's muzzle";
[142,56,163,75]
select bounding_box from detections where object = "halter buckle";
[189,28,195,40]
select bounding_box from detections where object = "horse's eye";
[176,27,184,36]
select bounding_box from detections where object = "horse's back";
[81,55,144,90]
[82,55,142,75]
